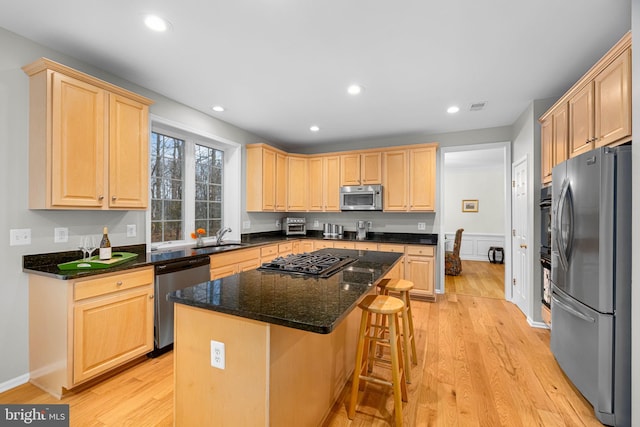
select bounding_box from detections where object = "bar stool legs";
[377,278,418,383]
[348,294,407,427]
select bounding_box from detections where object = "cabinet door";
[275,153,288,211]
[324,156,341,211]
[361,152,382,184]
[262,149,276,211]
[299,240,314,253]
[340,154,361,186]
[553,104,569,167]
[287,156,308,211]
[540,117,553,185]
[314,240,334,249]
[211,264,238,280]
[383,150,408,211]
[569,83,595,158]
[406,255,434,300]
[594,49,631,147]
[308,157,324,211]
[109,94,149,209]
[73,285,153,383]
[408,146,436,211]
[51,72,106,208]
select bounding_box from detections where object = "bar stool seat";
[377,278,418,383]
[348,294,407,427]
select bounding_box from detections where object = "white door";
[511,156,529,316]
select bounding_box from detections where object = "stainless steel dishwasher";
[150,255,210,356]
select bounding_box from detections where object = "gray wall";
[631,0,639,421]
[0,27,268,388]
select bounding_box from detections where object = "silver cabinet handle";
[112,196,117,201]
[99,195,104,200]
[116,281,123,286]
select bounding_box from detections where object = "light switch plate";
[126,224,137,237]
[10,228,31,246]
[54,227,68,243]
[211,340,225,370]
[243,220,251,229]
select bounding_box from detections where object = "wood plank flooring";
[0,262,602,426]
[445,259,505,299]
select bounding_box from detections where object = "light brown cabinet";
[405,245,435,301]
[246,144,288,212]
[287,155,308,211]
[540,103,569,185]
[210,247,261,280]
[29,267,154,398]
[541,32,631,179]
[308,156,340,212]
[23,58,152,210]
[383,145,437,212]
[340,152,382,186]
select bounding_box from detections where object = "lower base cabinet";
[29,267,154,398]
[210,248,261,280]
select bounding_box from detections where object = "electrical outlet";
[126,224,137,237]
[243,220,251,229]
[10,228,31,246]
[54,227,68,243]
[276,220,281,228]
[418,222,426,231]
[313,220,319,227]
[211,340,225,370]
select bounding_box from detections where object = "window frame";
[147,116,241,250]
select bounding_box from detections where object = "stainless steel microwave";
[340,185,383,211]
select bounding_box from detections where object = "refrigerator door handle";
[555,179,573,272]
[552,293,596,323]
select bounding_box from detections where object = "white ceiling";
[0,1,630,151]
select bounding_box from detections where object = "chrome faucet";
[215,227,232,245]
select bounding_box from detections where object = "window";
[149,126,228,245]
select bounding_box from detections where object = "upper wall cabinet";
[540,32,631,184]
[22,58,153,210]
[340,152,382,186]
[246,144,288,212]
[308,155,340,212]
[286,155,308,211]
[383,144,437,212]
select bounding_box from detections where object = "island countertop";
[167,248,402,334]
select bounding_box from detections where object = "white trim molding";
[444,231,505,262]
[0,373,29,394]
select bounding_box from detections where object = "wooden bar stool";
[348,294,407,427]
[377,278,418,383]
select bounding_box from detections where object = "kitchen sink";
[195,243,245,253]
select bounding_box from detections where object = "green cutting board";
[57,252,139,271]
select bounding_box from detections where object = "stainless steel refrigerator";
[550,145,631,426]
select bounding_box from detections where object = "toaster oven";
[283,217,306,235]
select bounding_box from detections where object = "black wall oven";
[540,185,552,307]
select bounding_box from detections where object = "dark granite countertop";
[22,231,436,280]
[168,248,402,334]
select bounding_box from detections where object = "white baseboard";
[527,318,550,329]
[0,373,29,394]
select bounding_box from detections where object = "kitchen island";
[168,248,402,426]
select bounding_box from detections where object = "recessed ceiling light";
[310,125,320,132]
[144,15,170,32]
[447,106,460,114]
[212,105,225,112]
[347,84,363,95]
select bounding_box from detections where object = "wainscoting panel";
[444,232,505,262]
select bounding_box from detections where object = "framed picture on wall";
[462,199,478,212]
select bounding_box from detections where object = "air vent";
[469,101,487,111]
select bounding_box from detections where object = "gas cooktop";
[258,252,356,278]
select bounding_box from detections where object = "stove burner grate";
[259,252,356,278]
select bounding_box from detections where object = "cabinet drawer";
[74,268,153,301]
[278,242,293,254]
[378,244,405,253]
[353,242,378,251]
[334,241,356,249]
[211,248,260,267]
[261,245,278,258]
[406,245,435,256]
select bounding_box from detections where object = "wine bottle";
[99,227,112,260]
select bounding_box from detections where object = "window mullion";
[184,138,196,239]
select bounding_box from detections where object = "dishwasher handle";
[155,256,210,275]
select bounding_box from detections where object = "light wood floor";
[1,262,603,426]
[445,259,505,299]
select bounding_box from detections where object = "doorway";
[438,142,512,300]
